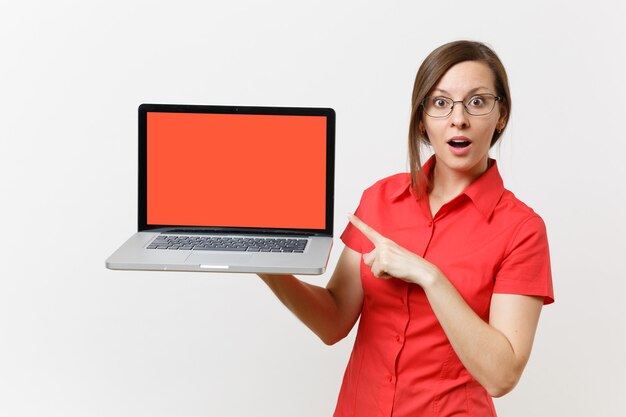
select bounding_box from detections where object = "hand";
[348,213,440,287]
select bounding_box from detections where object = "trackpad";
[186,252,254,267]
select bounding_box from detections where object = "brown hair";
[408,40,512,198]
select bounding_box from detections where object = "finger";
[348,213,385,246]
[370,261,390,279]
[363,250,376,266]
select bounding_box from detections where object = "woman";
[259,40,554,417]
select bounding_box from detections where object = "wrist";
[420,264,444,289]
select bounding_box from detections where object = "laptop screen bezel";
[137,103,335,237]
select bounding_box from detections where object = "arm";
[424,277,543,397]
[258,246,363,345]
[349,214,544,397]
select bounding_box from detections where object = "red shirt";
[336,157,554,417]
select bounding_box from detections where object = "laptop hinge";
[157,228,322,237]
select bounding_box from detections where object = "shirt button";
[427,221,433,227]
[387,375,393,383]
[395,335,402,343]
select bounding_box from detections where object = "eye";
[432,97,450,108]
[467,95,487,108]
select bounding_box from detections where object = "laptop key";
[152,235,309,253]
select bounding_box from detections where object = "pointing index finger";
[348,213,384,246]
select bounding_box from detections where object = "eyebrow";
[432,87,492,96]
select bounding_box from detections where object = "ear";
[418,122,430,143]
[497,108,508,132]
[498,102,509,124]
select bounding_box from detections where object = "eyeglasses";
[422,93,502,118]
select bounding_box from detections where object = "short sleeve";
[339,173,413,256]
[340,195,366,254]
[493,215,554,305]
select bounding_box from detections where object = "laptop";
[106,103,335,275]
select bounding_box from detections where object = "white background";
[1,1,625,416]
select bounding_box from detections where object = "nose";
[449,101,469,129]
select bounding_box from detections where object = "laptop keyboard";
[147,235,307,253]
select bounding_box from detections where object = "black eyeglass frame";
[422,93,503,118]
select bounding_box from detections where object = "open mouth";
[447,139,471,148]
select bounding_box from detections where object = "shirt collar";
[388,156,436,201]
[388,156,505,220]
[463,159,505,220]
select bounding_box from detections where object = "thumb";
[363,250,376,266]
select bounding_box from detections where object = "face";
[421,60,505,180]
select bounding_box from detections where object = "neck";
[429,157,490,201]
